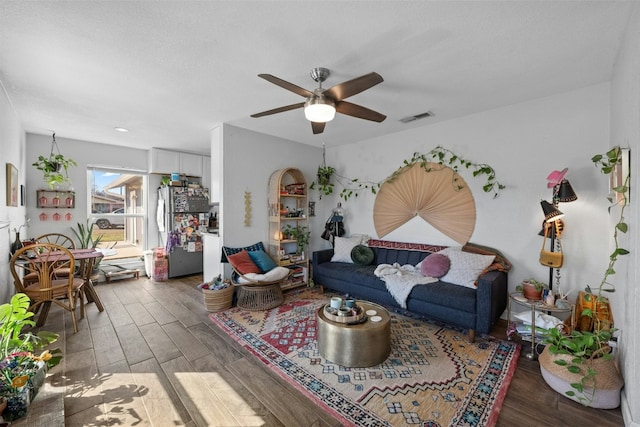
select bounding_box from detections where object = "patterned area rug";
[209,289,520,427]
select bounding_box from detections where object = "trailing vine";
[310,145,506,201]
[589,146,630,297]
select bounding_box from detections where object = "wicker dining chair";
[27,233,77,281]
[10,243,86,333]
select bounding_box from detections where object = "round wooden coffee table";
[316,300,391,367]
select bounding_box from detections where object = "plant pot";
[522,282,543,301]
[538,346,623,409]
[2,387,30,422]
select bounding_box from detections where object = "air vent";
[399,111,434,124]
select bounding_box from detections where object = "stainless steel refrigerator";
[159,186,210,278]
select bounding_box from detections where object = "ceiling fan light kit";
[304,95,336,123]
[252,67,386,134]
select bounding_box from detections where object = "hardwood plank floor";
[13,274,624,426]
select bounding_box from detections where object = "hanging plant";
[32,133,77,189]
[311,145,506,202]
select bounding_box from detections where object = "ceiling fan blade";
[336,101,386,122]
[251,102,305,118]
[324,72,384,101]
[258,74,314,98]
[311,122,326,134]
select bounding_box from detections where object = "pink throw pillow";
[421,254,451,278]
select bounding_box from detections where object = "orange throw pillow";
[228,250,261,275]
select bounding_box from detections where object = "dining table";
[64,248,105,312]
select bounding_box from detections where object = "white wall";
[25,134,148,245]
[218,124,322,275]
[0,84,27,303]
[610,5,640,425]
[327,83,612,298]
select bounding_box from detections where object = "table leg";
[526,304,537,360]
[81,257,105,312]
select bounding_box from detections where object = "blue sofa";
[312,240,510,341]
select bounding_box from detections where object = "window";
[88,167,147,258]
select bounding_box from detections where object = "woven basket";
[539,345,623,408]
[203,286,234,312]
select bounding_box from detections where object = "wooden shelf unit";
[268,168,309,290]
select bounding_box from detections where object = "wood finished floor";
[15,274,624,427]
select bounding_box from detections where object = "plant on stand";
[540,147,628,408]
[0,294,62,421]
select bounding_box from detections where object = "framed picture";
[610,148,630,204]
[20,185,25,206]
[5,163,18,207]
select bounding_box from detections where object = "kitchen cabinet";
[148,148,205,177]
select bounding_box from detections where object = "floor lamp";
[539,177,578,292]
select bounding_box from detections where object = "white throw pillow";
[331,236,366,263]
[437,247,495,288]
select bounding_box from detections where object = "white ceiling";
[0,1,634,155]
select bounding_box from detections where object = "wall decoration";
[244,191,252,227]
[20,185,25,206]
[5,163,18,207]
[373,162,476,244]
[308,201,316,217]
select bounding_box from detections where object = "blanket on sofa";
[374,263,437,308]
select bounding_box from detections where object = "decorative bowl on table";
[323,303,366,324]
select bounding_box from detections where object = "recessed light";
[114,127,129,133]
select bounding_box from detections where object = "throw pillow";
[438,247,495,288]
[247,249,278,273]
[227,250,261,275]
[351,244,375,265]
[331,236,365,263]
[420,253,450,278]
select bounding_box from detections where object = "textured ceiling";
[0,1,633,154]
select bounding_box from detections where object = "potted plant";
[282,224,310,256]
[32,153,77,190]
[0,293,62,421]
[71,220,105,272]
[539,147,628,408]
[310,165,336,198]
[516,278,547,301]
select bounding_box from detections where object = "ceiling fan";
[251,67,386,135]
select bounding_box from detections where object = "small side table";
[507,292,574,360]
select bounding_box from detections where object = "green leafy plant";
[71,220,105,270]
[309,165,336,198]
[282,224,310,255]
[0,293,62,399]
[516,278,548,292]
[71,220,104,249]
[310,145,506,202]
[543,325,614,405]
[32,154,76,189]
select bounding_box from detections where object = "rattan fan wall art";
[373,162,476,244]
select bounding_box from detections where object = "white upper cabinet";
[180,152,203,177]
[149,148,204,177]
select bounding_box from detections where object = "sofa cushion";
[420,253,450,278]
[331,236,365,263]
[351,245,375,265]
[438,247,495,289]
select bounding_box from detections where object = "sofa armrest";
[312,249,334,270]
[475,270,508,334]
